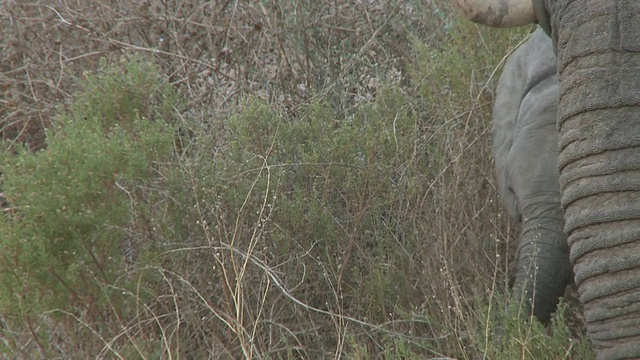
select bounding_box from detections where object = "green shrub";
[156,86,438,357]
[476,296,593,359]
[0,57,177,356]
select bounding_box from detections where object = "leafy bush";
[0,57,177,356]
[476,297,592,359]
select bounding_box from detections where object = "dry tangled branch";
[1,0,431,150]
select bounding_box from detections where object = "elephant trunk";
[513,196,571,323]
[553,2,640,357]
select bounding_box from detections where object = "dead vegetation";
[1,0,433,149]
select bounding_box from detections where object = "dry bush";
[0,1,590,359]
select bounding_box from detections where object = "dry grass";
[0,1,589,359]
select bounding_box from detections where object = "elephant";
[493,28,572,323]
[449,1,640,358]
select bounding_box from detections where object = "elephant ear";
[493,59,521,220]
[492,29,556,221]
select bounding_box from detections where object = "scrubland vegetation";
[0,1,593,359]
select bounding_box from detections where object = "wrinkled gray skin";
[450,1,640,358]
[493,29,572,323]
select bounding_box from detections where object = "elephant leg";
[513,193,572,322]
[507,83,572,322]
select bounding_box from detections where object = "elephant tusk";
[449,0,536,28]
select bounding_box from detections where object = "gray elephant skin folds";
[451,0,640,358]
